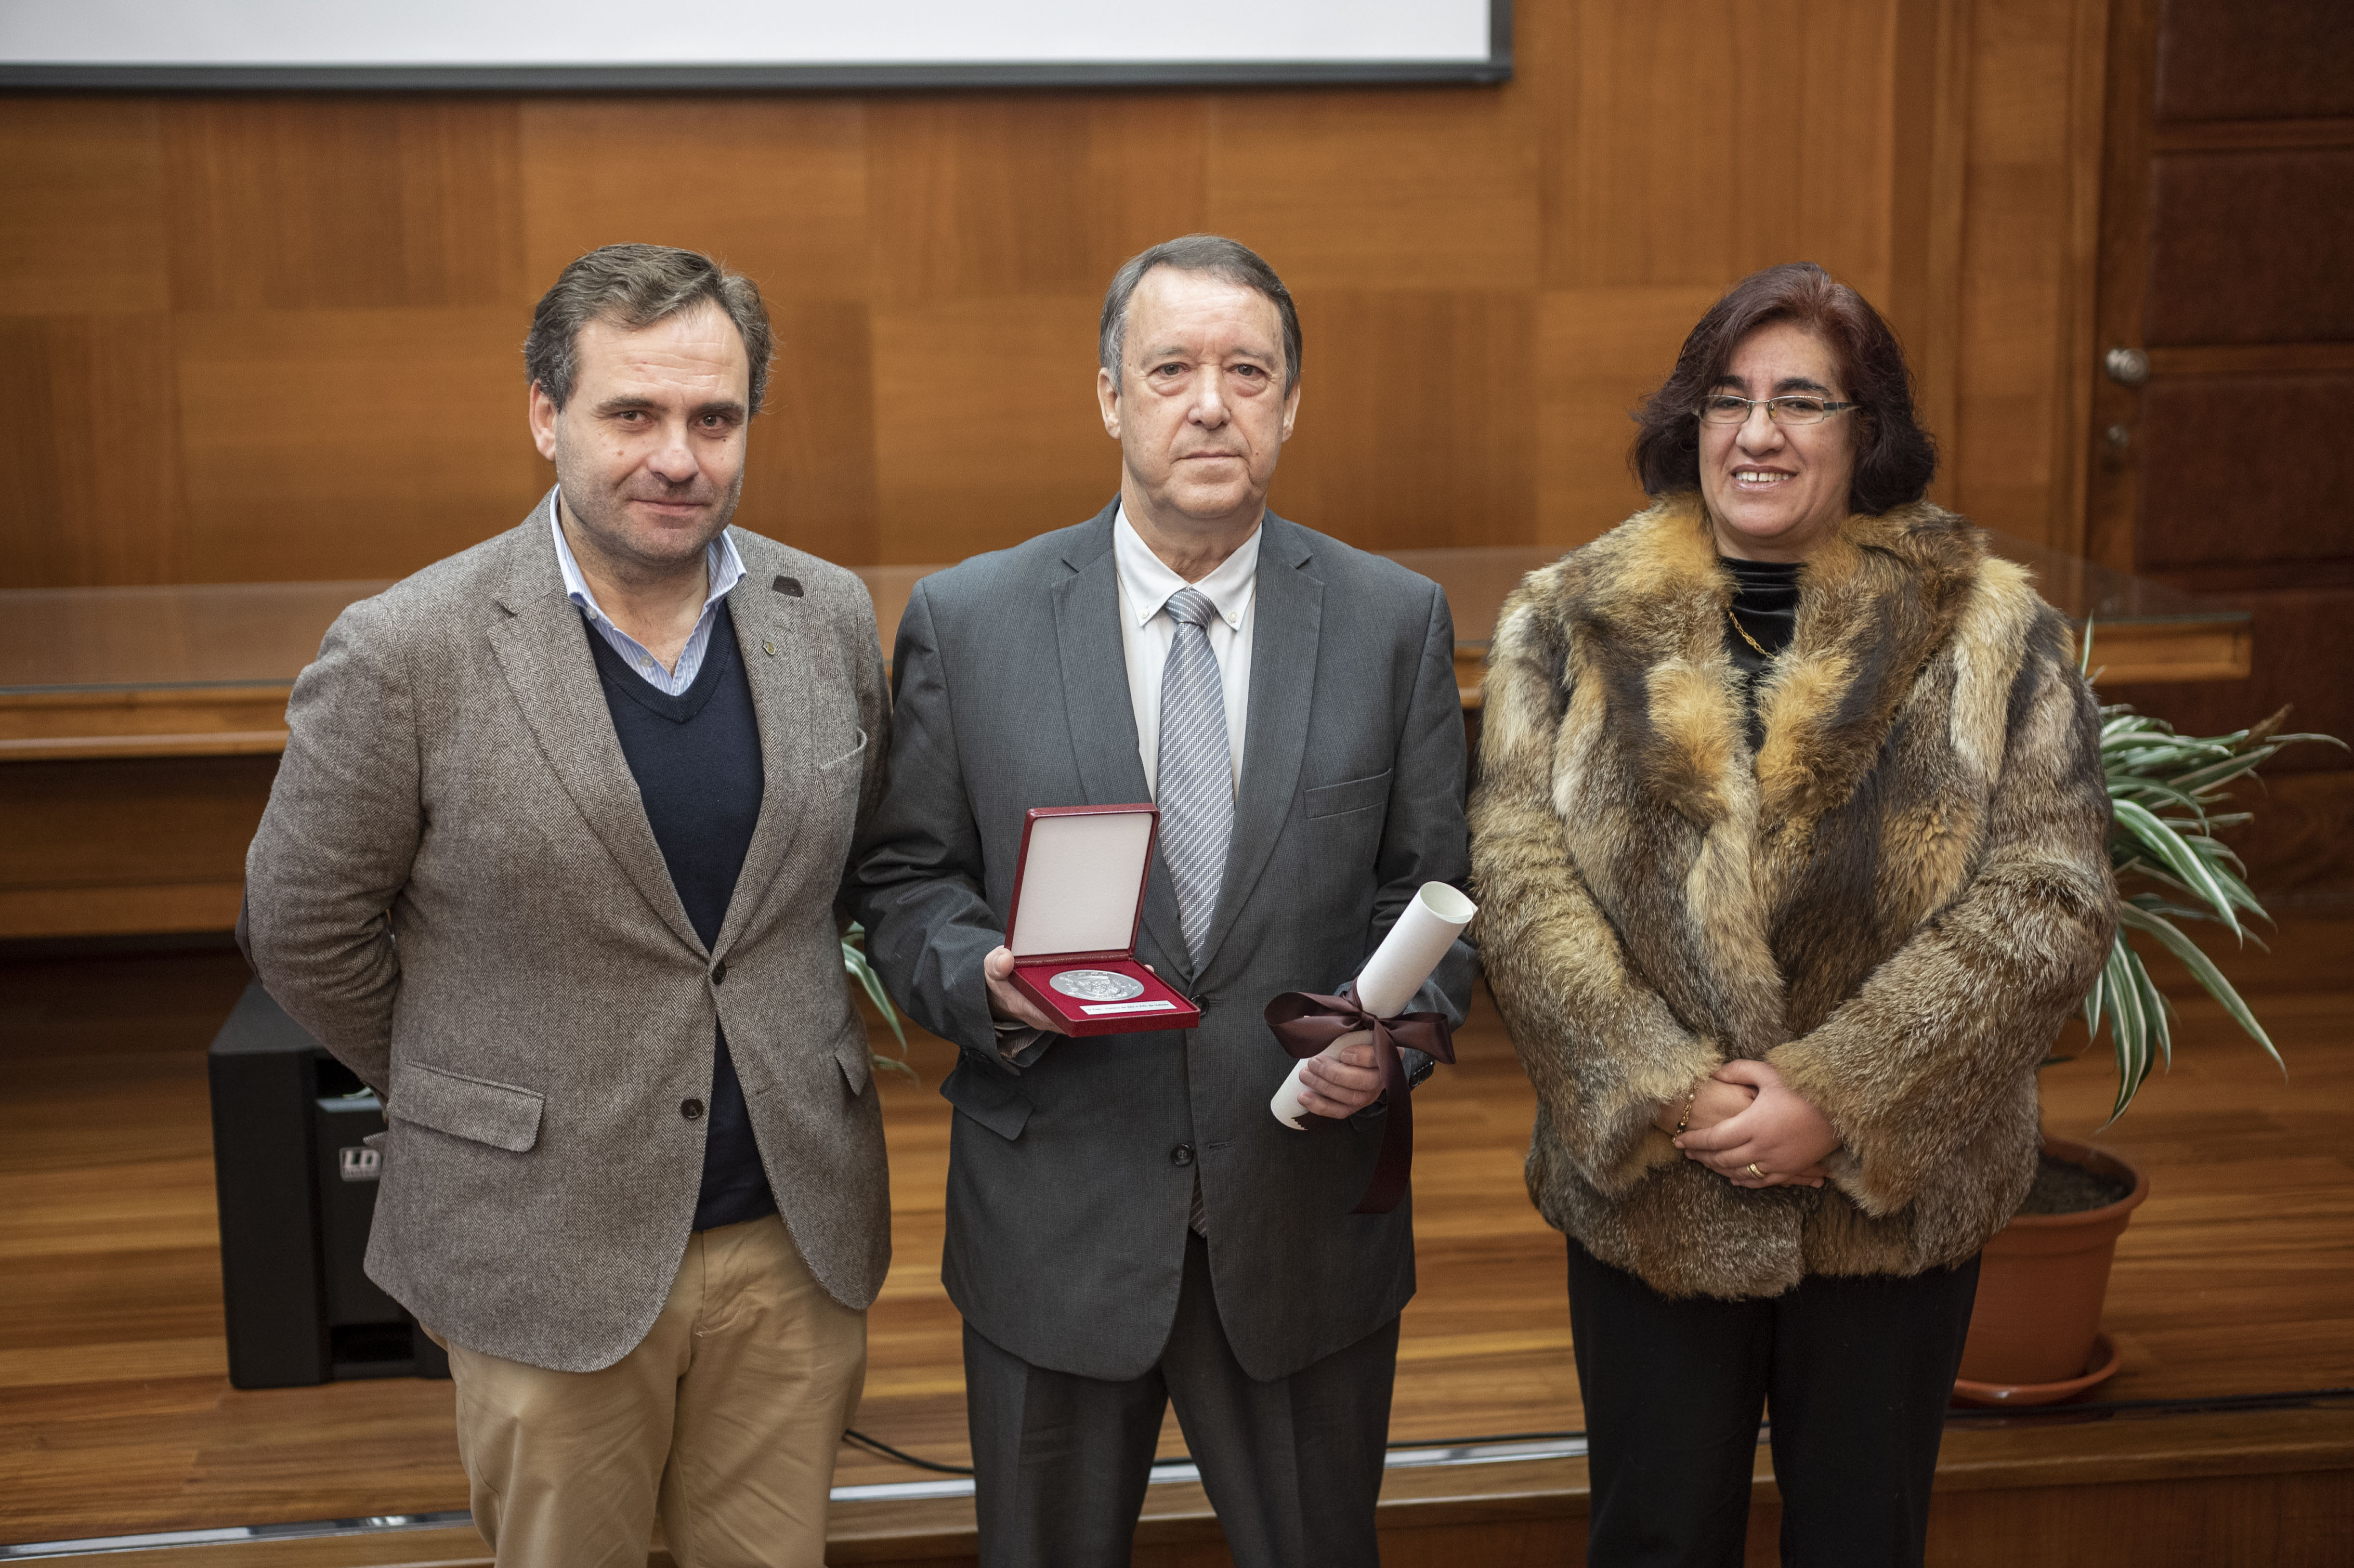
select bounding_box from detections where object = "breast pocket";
[1304,769,1393,821]
[814,730,868,798]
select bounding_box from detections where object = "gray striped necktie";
[1157,586,1233,968]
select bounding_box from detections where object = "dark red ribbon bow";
[1263,991,1455,1214]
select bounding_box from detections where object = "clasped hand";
[1666,1059,1841,1190]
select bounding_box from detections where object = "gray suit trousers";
[962,1231,1396,1568]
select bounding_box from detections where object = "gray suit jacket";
[243,496,893,1373]
[852,503,1476,1383]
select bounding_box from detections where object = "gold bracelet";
[1671,1087,1697,1136]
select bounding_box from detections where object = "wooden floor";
[3,913,2351,1561]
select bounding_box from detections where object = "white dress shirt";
[549,488,746,695]
[996,507,1262,1065]
[1113,505,1258,794]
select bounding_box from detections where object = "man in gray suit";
[853,234,1476,1567]
[243,244,890,1568]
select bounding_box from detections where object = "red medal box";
[1005,804,1201,1037]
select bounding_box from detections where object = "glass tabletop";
[0,537,2244,696]
[1382,533,2247,649]
[0,581,393,693]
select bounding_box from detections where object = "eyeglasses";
[1694,394,1859,426]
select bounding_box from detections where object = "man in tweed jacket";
[242,245,890,1568]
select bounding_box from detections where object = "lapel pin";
[763,638,777,657]
[773,575,803,597]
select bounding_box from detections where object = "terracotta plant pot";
[1953,1134,2148,1404]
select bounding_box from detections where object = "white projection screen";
[0,2,1511,89]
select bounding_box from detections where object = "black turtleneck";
[1722,556,1801,747]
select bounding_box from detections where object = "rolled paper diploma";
[1271,881,1477,1128]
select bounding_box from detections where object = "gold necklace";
[1727,607,1772,658]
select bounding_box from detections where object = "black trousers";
[963,1230,1399,1568]
[1565,1238,1981,1568]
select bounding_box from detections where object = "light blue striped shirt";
[548,491,746,696]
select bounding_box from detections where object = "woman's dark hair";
[1629,263,1937,515]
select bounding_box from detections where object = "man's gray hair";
[1099,234,1301,394]
[525,243,775,412]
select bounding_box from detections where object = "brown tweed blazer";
[243,496,892,1371]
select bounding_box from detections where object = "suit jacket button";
[1195,998,1212,1019]
[681,1098,705,1120]
[711,960,728,986]
[1170,1144,1194,1167]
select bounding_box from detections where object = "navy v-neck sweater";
[584,601,776,1232]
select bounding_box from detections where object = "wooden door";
[2087,0,2354,903]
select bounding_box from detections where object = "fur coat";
[1468,494,2117,1299]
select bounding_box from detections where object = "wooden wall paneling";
[2153,118,2354,156]
[161,97,528,312]
[2040,0,2113,557]
[516,98,873,300]
[1074,96,1214,283]
[0,9,2116,590]
[2152,0,2354,124]
[0,756,276,938]
[2131,374,2354,570]
[739,298,883,568]
[867,295,1111,563]
[173,307,549,582]
[2142,150,2354,346]
[1203,87,1537,293]
[1536,0,1895,294]
[0,97,172,317]
[2100,586,2354,770]
[2082,0,2163,574]
[520,98,886,567]
[0,313,187,589]
[2216,771,2354,910]
[1885,0,1973,501]
[1531,285,1724,548]
[1947,0,2092,548]
[866,96,1175,305]
[1269,291,1537,550]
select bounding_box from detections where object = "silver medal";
[1049,969,1145,1002]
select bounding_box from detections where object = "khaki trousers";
[435,1212,866,1568]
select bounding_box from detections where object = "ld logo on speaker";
[339,1145,381,1183]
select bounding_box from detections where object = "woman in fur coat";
[1468,263,2117,1566]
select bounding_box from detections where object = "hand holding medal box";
[1004,805,1201,1037]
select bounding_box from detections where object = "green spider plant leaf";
[2074,687,2333,1119]
[2115,902,2284,1074]
[2168,747,2283,796]
[842,923,917,1081]
[2103,939,2150,1123]
[2130,938,2173,1072]
[2110,798,2243,936]
[2110,777,2213,818]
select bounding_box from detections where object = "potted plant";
[1953,690,2340,1404]
[845,923,918,1082]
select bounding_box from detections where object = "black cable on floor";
[842,1429,976,1475]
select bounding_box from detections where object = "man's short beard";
[556,455,743,579]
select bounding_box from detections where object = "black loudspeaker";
[206,980,450,1389]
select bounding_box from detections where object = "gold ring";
[1746,1162,1766,1179]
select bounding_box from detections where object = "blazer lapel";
[1193,514,1321,984]
[1048,507,1187,971]
[711,547,814,959]
[488,499,703,957]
